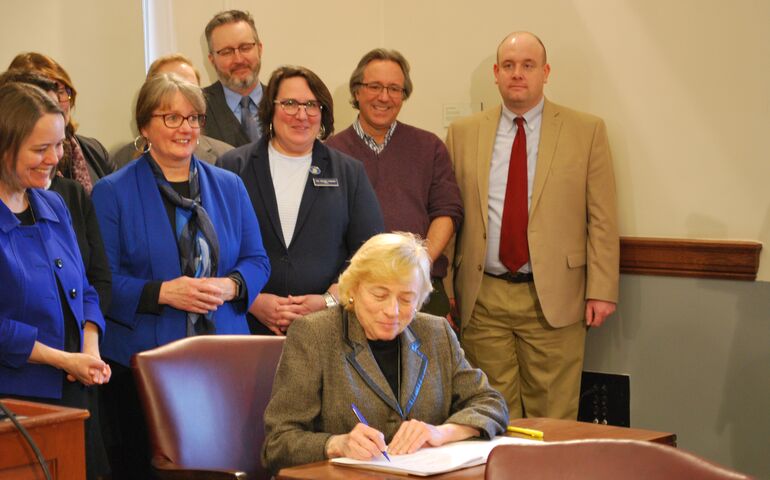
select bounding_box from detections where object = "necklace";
[26,192,36,224]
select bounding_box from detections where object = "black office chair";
[132,335,285,480]
[485,439,753,480]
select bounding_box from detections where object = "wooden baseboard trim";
[620,237,762,280]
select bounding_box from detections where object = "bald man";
[445,32,619,419]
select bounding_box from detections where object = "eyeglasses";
[151,113,206,128]
[56,85,72,103]
[357,82,405,98]
[214,42,257,58]
[274,99,323,117]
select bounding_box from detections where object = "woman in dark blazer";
[262,233,508,473]
[8,52,115,191]
[218,65,384,336]
[92,73,271,479]
[0,83,110,479]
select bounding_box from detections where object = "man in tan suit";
[445,31,619,419]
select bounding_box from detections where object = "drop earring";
[133,135,151,153]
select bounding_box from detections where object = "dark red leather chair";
[132,335,284,480]
[485,439,752,480]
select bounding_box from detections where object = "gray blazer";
[202,81,254,148]
[262,308,508,472]
[111,135,233,169]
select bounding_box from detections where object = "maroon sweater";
[326,122,462,278]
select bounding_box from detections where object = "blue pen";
[350,403,391,462]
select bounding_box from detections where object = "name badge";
[313,178,339,187]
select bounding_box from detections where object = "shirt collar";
[353,116,398,154]
[0,189,60,233]
[501,96,545,132]
[223,82,263,114]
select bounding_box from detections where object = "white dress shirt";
[485,97,545,275]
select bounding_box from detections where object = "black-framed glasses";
[358,82,405,97]
[274,99,323,117]
[214,42,257,58]
[151,113,206,128]
[56,85,72,103]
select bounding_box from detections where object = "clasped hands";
[62,322,110,386]
[63,351,111,386]
[326,420,478,460]
[250,293,326,336]
[160,276,238,314]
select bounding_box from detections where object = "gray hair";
[349,48,413,109]
[204,10,259,52]
[135,73,205,132]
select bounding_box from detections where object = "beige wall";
[1,2,768,475]
[3,0,765,278]
[176,0,770,279]
[0,1,145,151]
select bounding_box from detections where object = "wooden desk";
[0,398,88,480]
[276,418,677,479]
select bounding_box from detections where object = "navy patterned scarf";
[147,156,220,335]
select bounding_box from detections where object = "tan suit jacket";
[262,308,509,473]
[445,99,619,329]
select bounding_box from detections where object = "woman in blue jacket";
[0,82,110,478]
[92,73,271,479]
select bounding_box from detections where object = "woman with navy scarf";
[0,83,110,479]
[92,73,270,479]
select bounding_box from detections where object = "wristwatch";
[322,291,338,308]
[228,274,243,300]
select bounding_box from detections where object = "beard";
[219,63,259,92]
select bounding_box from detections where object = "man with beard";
[203,10,264,147]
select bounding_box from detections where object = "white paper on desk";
[330,435,538,476]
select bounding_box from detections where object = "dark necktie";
[239,96,260,143]
[499,116,529,273]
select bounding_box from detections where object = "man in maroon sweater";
[326,48,462,322]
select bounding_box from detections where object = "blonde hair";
[338,232,433,311]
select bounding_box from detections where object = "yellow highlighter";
[507,425,545,440]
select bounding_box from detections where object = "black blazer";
[218,138,384,304]
[76,134,115,184]
[49,176,112,314]
[203,81,257,148]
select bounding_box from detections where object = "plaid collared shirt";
[353,117,398,154]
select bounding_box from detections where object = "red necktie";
[499,116,529,272]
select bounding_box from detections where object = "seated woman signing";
[262,232,508,473]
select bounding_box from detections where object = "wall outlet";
[577,371,630,427]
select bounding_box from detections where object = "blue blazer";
[218,138,384,298]
[92,155,271,366]
[0,189,106,399]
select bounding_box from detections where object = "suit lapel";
[477,107,502,232]
[399,326,428,418]
[207,82,250,147]
[135,158,180,279]
[531,99,561,216]
[291,140,326,246]
[343,311,404,417]
[247,141,286,248]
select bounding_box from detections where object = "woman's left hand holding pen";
[325,423,388,460]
